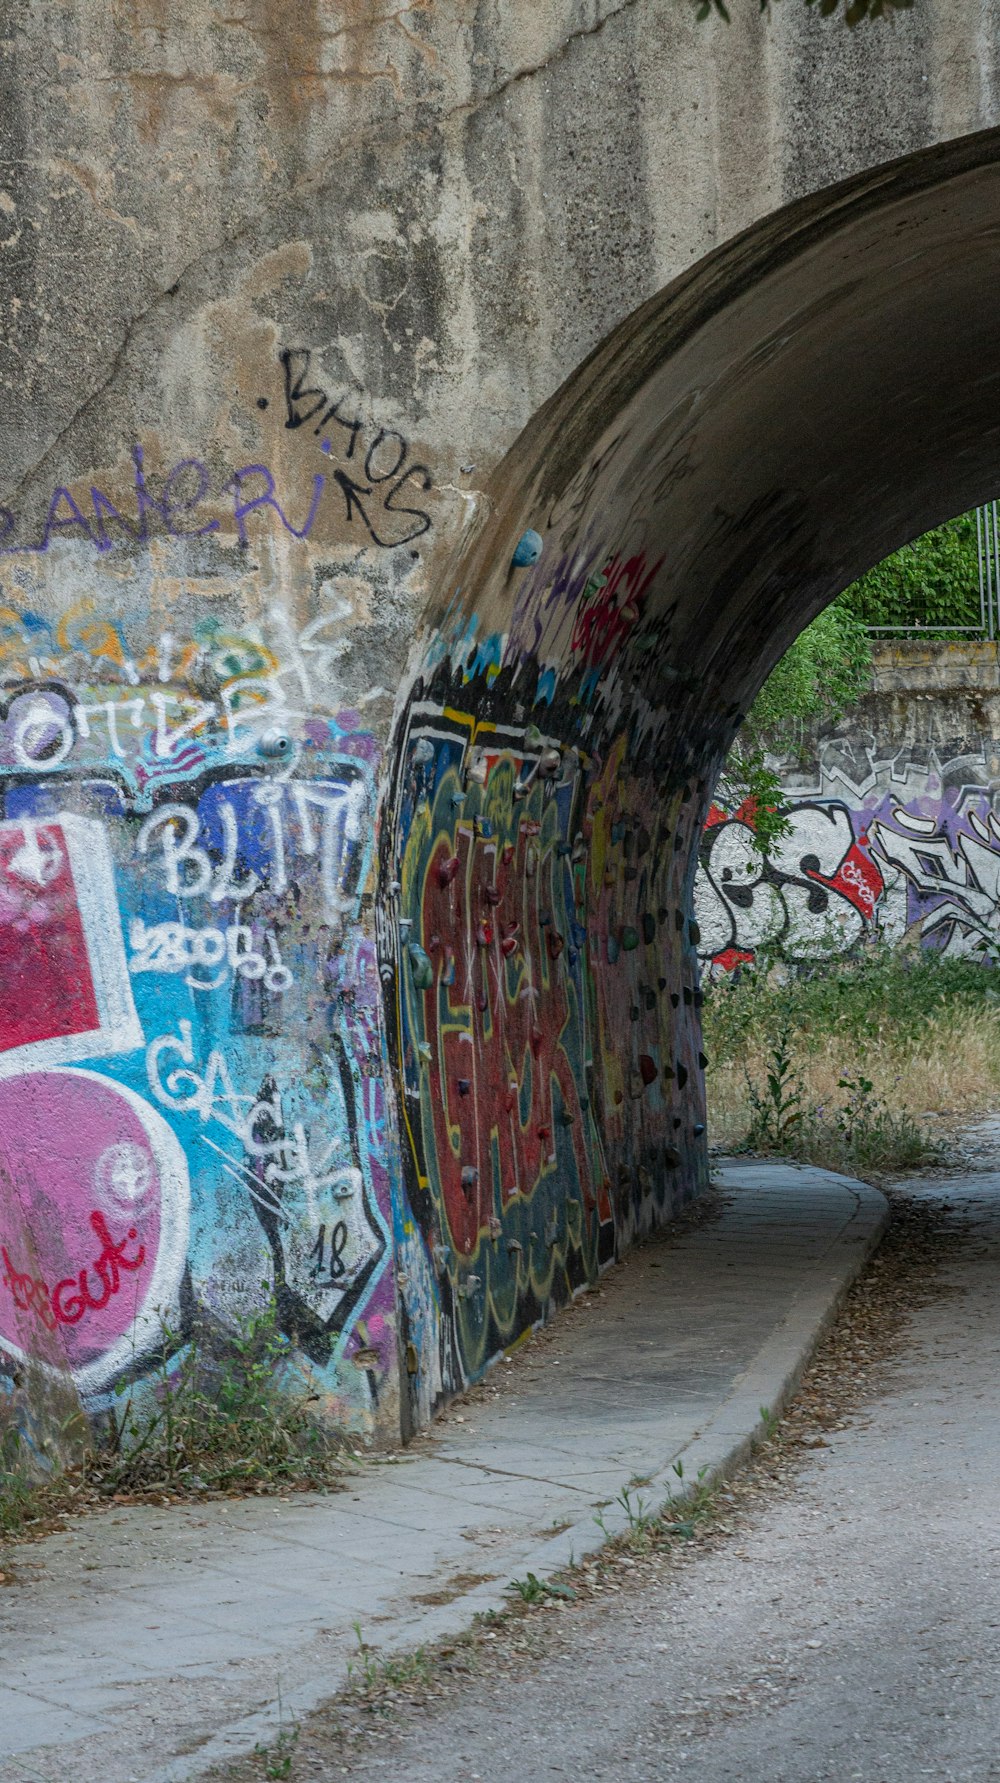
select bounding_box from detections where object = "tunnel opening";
[382,126,1000,1430]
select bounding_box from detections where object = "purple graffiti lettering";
[39,487,98,552]
[160,459,220,539]
[132,442,171,540]
[227,464,325,544]
[90,486,140,549]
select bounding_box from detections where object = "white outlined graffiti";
[696,801,886,966]
[0,813,142,1076]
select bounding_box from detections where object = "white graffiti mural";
[696,779,1000,969]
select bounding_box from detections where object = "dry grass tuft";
[708,1006,1000,1152]
[703,947,1000,1166]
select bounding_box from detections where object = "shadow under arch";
[383,126,1000,1428]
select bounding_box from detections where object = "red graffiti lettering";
[421,815,597,1256]
[1,1211,146,1330]
[570,552,662,673]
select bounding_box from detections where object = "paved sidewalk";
[0,1161,886,1783]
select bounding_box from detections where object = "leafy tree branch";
[694,0,914,22]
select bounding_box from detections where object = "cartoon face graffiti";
[696,801,885,967]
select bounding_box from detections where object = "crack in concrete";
[432,1453,602,1493]
[448,0,648,123]
[4,0,649,504]
[3,293,159,512]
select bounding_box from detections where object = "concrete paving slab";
[0,1161,886,1783]
[0,1688,102,1757]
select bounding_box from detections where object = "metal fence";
[865,501,998,639]
[975,500,1000,641]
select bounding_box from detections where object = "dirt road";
[263,1168,1000,1783]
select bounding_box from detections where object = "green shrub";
[841,509,983,633]
[703,943,1000,1069]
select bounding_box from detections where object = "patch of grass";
[97,1295,346,1497]
[347,1623,435,1698]
[705,944,1000,1065]
[0,1428,47,1543]
[704,945,1000,1163]
[738,1037,942,1173]
[253,1722,299,1781]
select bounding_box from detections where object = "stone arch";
[383,127,1000,1426]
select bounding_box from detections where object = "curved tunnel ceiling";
[422,126,1000,788]
[382,125,1000,1424]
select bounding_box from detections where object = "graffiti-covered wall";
[384,689,705,1428]
[696,644,1000,971]
[0,440,408,1447]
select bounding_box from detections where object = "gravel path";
[268,1168,1000,1783]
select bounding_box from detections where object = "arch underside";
[384,128,1000,1426]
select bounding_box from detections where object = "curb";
[150,1166,889,1782]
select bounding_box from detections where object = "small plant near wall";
[741,1033,941,1171]
[704,949,964,1171]
[744,1026,804,1152]
[0,1295,348,1550]
[99,1294,346,1497]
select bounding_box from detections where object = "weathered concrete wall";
[697,642,1000,969]
[3,2,1000,1451]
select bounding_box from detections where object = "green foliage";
[716,748,791,856]
[722,598,871,859]
[703,944,998,1171]
[704,943,1000,1067]
[0,1297,346,1548]
[744,1024,804,1149]
[347,1623,435,1694]
[506,1570,576,1603]
[693,0,913,19]
[840,509,982,632]
[720,506,986,866]
[0,1425,40,1541]
[739,1020,941,1171]
[100,1295,344,1496]
[253,1723,300,1781]
[745,598,872,749]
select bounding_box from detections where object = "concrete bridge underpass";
[389,128,1000,1428]
[0,3,999,1452]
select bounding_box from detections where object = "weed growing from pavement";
[347,1623,436,1693]
[0,1296,347,1554]
[253,1712,300,1781]
[202,1184,964,1783]
[507,1571,578,1605]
